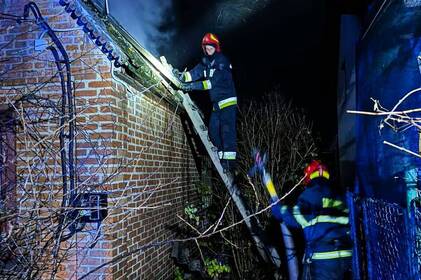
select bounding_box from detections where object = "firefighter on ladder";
[173,33,237,174]
[268,160,352,280]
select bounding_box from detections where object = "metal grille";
[411,199,421,278]
[362,199,411,280]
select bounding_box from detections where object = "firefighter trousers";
[301,257,352,280]
[209,104,237,171]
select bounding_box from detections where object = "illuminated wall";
[339,0,421,204]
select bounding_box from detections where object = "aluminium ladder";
[175,90,282,268]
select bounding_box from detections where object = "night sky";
[110,0,369,150]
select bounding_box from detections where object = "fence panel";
[410,199,421,279]
[361,199,412,280]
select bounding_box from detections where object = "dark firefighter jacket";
[271,177,352,260]
[181,52,237,109]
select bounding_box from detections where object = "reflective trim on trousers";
[311,250,352,260]
[222,151,236,160]
[218,151,223,159]
[218,97,237,109]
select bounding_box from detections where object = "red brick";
[87,81,112,88]
[75,90,98,97]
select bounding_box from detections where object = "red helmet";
[202,33,221,53]
[303,160,330,185]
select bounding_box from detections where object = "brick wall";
[0,1,199,279]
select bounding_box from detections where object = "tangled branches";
[237,90,318,210]
[347,87,421,158]
[0,5,193,279]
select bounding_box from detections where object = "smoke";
[108,0,277,65]
[213,0,271,31]
[109,0,175,56]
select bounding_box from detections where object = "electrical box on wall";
[74,192,108,223]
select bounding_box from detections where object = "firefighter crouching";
[173,33,237,174]
[271,160,352,280]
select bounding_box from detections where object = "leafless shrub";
[197,89,318,278]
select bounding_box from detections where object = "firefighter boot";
[221,159,238,178]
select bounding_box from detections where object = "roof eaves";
[58,0,179,105]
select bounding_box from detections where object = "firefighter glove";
[172,68,183,81]
[180,82,194,92]
[253,150,267,174]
